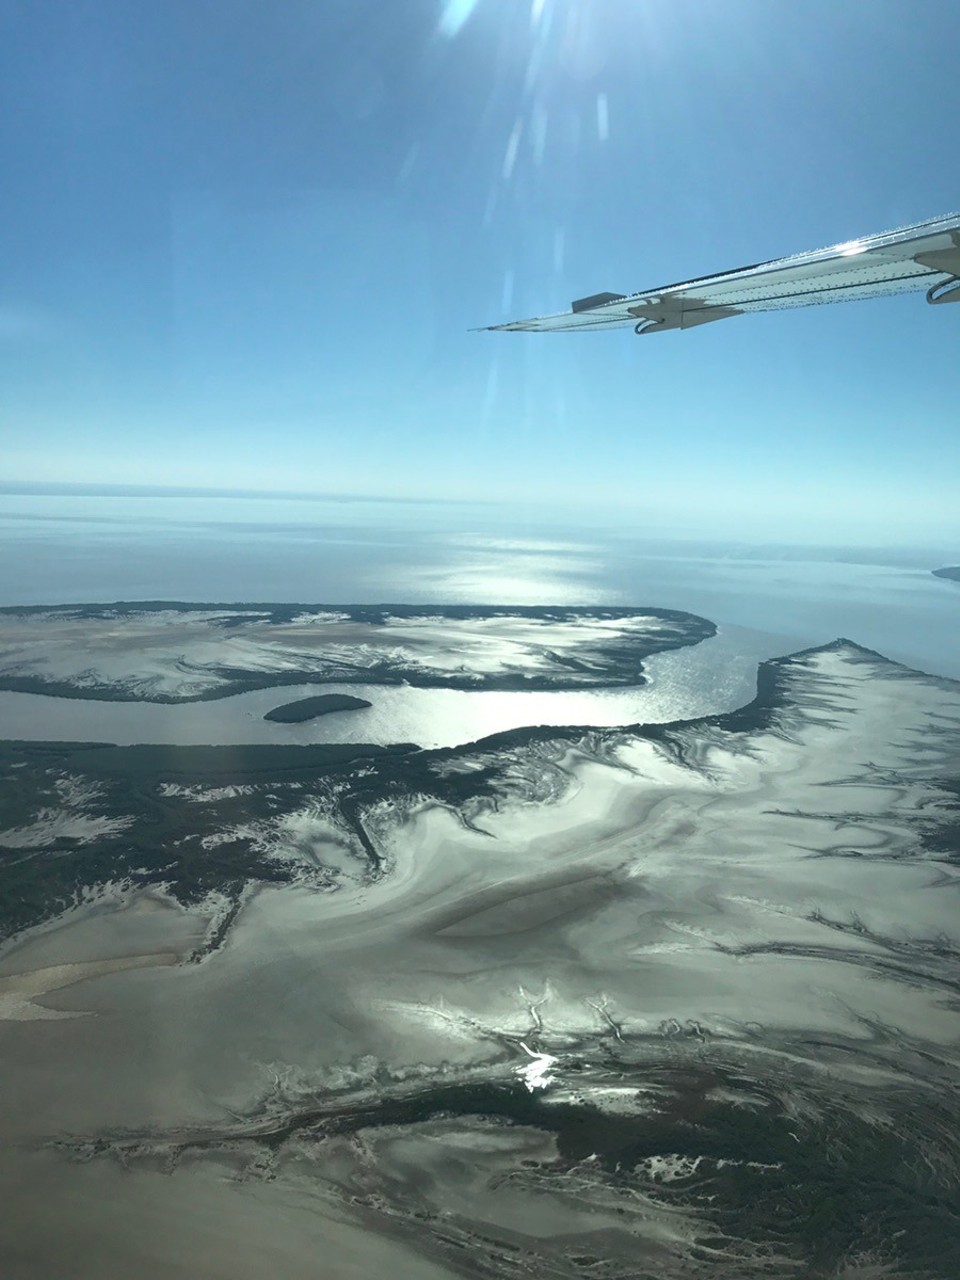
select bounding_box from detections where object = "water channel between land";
[0,626,784,750]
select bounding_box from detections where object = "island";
[264,694,372,723]
[0,602,717,702]
[933,565,960,583]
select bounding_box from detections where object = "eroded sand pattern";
[0,603,714,700]
[1,641,959,1277]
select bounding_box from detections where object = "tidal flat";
[0,602,715,701]
[1,610,959,1278]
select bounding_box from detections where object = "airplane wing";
[485,211,960,334]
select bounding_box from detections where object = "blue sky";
[2,0,958,543]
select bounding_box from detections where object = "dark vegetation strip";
[0,601,714,625]
[61,741,414,779]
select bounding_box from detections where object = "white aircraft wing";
[485,211,960,334]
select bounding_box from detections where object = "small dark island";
[933,566,960,584]
[264,694,372,724]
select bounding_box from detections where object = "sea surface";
[1,491,957,747]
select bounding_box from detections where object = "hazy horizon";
[2,480,958,552]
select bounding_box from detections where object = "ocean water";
[1,492,958,710]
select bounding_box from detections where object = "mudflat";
[1,628,959,1277]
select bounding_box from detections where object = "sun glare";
[438,0,480,39]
